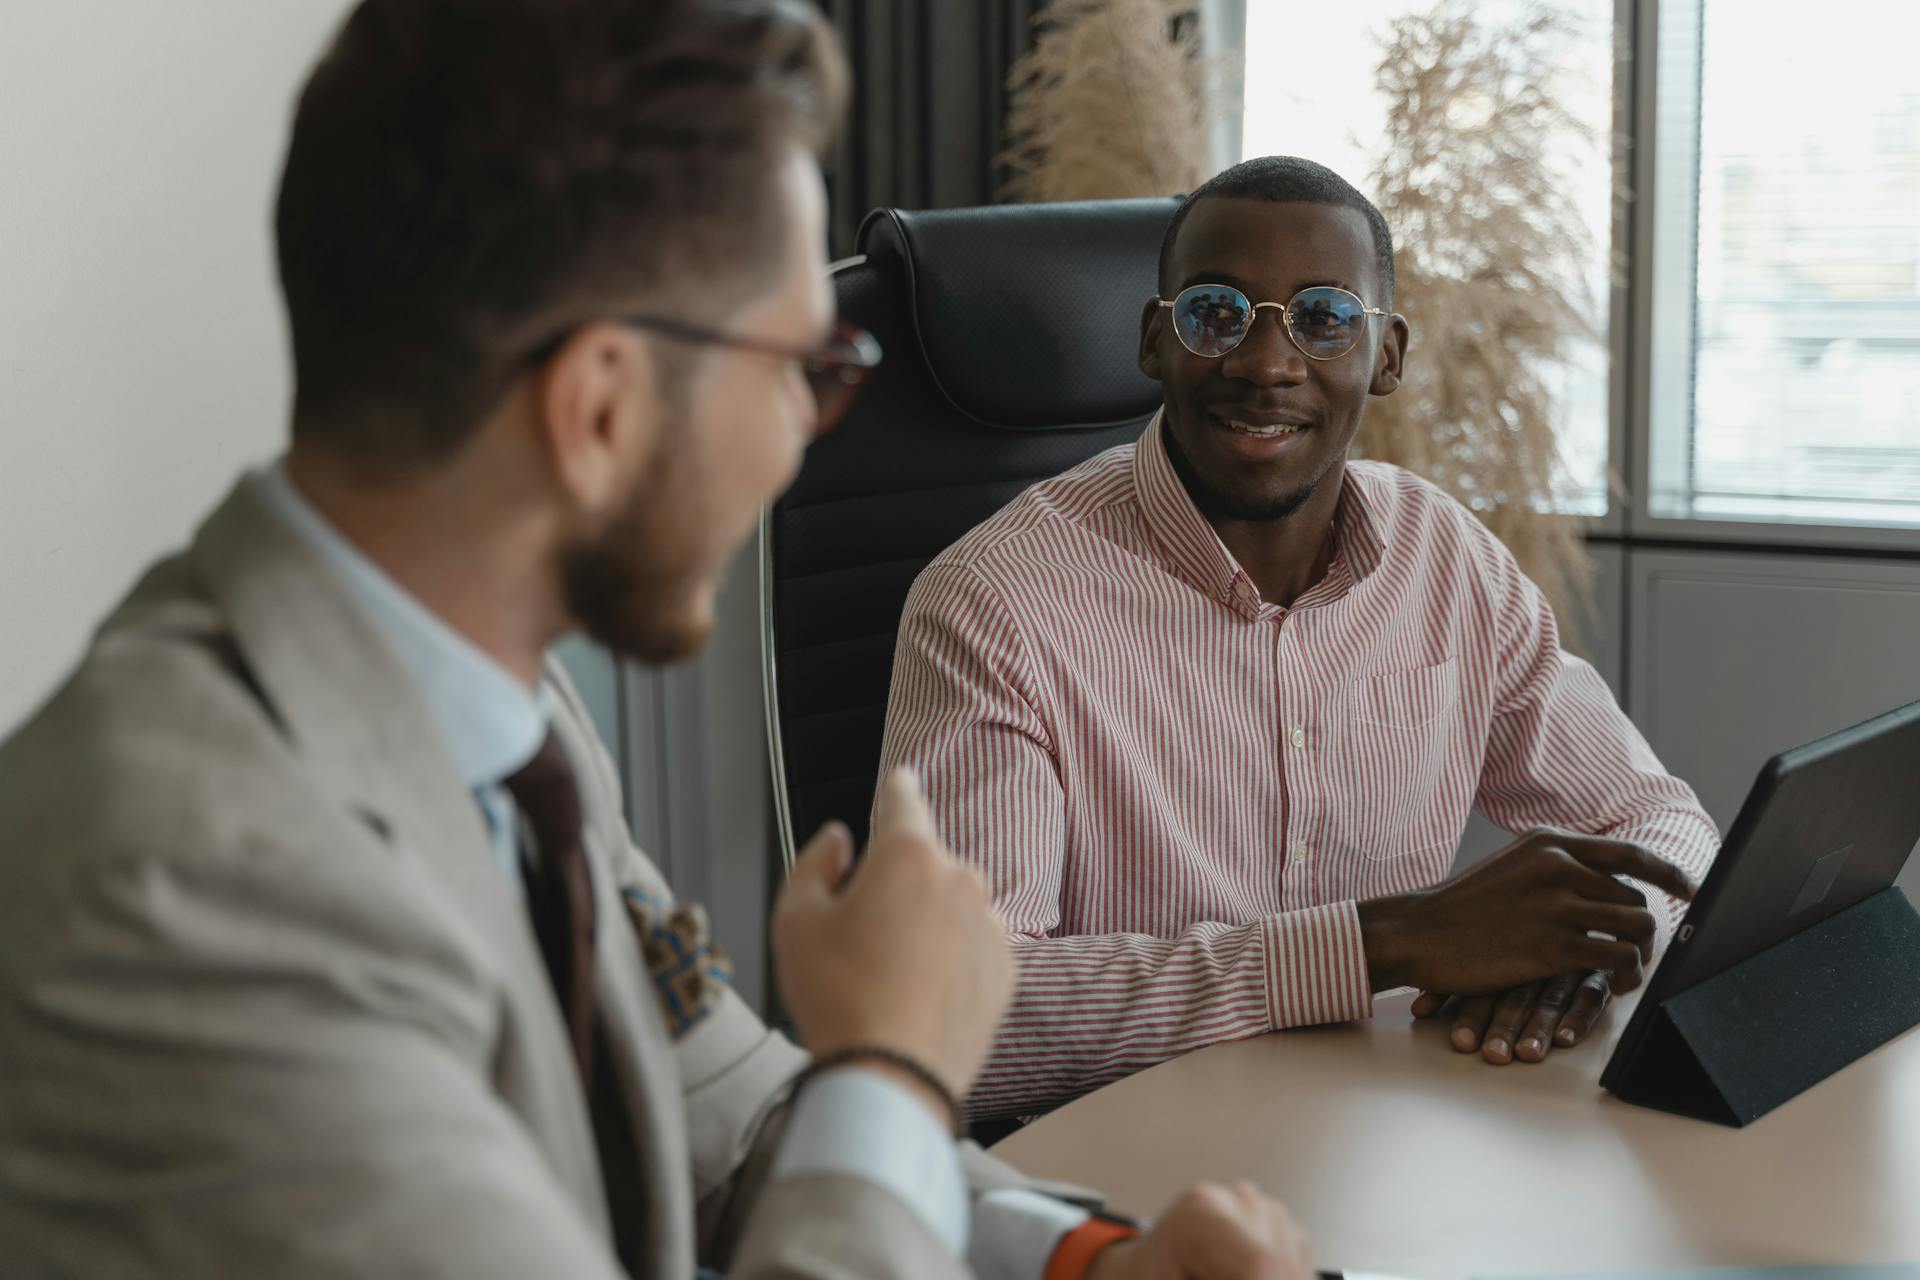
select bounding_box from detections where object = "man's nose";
[1219,307,1307,385]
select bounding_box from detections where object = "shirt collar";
[254,460,549,790]
[1133,409,1387,618]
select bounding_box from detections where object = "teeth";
[1226,418,1306,438]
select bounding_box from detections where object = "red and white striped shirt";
[879,413,1718,1119]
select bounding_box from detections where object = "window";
[1646,0,1920,528]
[1240,0,1615,515]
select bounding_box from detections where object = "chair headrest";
[857,198,1178,431]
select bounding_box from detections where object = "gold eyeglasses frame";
[1156,284,1388,363]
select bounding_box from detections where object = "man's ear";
[536,321,660,514]
[1138,295,1167,381]
[1370,312,1410,397]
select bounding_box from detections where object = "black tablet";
[1600,696,1920,1100]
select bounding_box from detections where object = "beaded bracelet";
[794,1045,963,1137]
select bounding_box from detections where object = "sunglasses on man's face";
[1157,283,1387,362]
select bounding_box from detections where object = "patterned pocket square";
[621,888,734,1038]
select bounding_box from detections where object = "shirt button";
[1290,842,1308,863]
[1290,726,1306,748]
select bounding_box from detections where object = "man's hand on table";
[1087,1182,1313,1280]
[1356,828,1695,1065]
[1410,969,1613,1063]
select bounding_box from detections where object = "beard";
[560,455,715,667]
[1161,421,1344,522]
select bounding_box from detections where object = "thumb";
[870,766,936,846]
[783,821,854,905]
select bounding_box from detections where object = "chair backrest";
[761,197,1179,863]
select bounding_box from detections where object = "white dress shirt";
[254,463,1084,1277]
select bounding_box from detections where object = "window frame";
[1619,0,1920,553]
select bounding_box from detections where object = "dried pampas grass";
[1001,0,1228,201]
[1360,2,1605,629]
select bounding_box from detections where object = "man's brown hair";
[275,0,846,469]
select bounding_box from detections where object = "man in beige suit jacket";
[0,2,1314,1277]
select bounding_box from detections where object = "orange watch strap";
[1045,1215,1142,1280]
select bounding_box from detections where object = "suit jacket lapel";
[551,703,696,1278]
[188,477,613,1237]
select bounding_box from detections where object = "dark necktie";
[503,730,597,1087]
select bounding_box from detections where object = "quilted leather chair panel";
[766,198,1178,853]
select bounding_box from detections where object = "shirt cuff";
[967,1187,1093,1280]
[1265,900,1375,1028]
[770,1065,968,1255]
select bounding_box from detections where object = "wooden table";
[993,991,1920,1279]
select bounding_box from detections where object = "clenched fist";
[772,767,1014,1114]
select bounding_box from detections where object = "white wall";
[0,2,354,734]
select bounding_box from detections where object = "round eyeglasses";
[1157,283,1387,362]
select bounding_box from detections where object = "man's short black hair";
[1158,155,1396,304]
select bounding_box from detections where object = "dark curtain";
[818,0,1045,256]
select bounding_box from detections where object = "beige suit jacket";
[0,478,1046,1279]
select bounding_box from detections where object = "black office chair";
[760,198,1179,866]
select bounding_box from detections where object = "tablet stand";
[1606,886,1920,1126]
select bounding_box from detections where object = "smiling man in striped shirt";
[878,156,1718,1120]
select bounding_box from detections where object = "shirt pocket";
[1350,657,1461,728]
[1336,657,1468,863]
